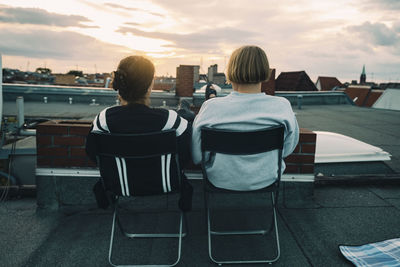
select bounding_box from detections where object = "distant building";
[275,71,317,91]
[360,65,366,84]
[193,66,200,83]
[379,83,400,90]
[154,76,176,92]
[344,85,383,107]
[316,76,342,91]
[85,73,111,87]
[207,64,226,84]
[54,74,75,86]
[176,65,196,97]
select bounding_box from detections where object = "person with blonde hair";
[86,55,193,211]
[191,45,299,190]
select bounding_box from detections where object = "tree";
[67,70,83,77]
[35,67,52,74]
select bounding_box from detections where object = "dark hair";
[112,56,155,103]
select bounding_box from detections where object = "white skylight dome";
[315,131,391,163]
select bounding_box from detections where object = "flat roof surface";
[1,180,400,266]
[292,105,400,173]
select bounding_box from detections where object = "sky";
[0,0,399,83]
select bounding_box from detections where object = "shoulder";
[262,95,292,107]
[91,105,118,132]
[159,109,189,137]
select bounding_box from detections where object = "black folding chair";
[201,125,284,265]
[92,129,186,267]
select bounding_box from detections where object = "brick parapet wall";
[284,128,316,174]
[36,120,93,168]
[36,121,316,175]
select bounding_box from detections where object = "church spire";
[360,64,366,84]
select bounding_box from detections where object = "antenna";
[200,56,204,74]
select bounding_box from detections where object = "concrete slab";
[313,185,391,208]
[3,181,400,267]
[280,206,400,267]
[0,198,60,267]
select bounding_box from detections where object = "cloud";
[362,0,400,10]
[347,21,400,46]
[117,26,258,53]
[0,28,132,60]
[0,5,96,28]
[104,2,164,17]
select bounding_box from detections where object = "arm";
[176,120,192,168]
[282,104,300,158]
[191,116,202,164]
[191,101,210,164]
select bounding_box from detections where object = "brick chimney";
[176,65,194,97]
[261,68,275,96]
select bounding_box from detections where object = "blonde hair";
[226,45,270,84]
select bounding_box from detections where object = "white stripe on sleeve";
[162,110,177,131]
[176,117,188,136]
[161,155,167,193]
[115,157,126,196]
[99,108,110,132]
[92,115,101,132]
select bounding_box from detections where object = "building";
[360,65,366,84]
[344,85,383,107]
[53,74,76,86]
[153,76,176,92]
[275,71,317,91]
[315,76,342,91]
[207,64,226,85]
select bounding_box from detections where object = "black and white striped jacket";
[86,104,191,196]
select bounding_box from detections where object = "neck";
[119,96,150,107]
[232,82,261,94]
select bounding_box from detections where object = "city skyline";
[1,0,400,83]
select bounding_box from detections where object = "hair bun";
[112,70,128,91]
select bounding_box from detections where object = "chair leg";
[206,191,281,265]
[108,204,118,267]
[108,201,185,266]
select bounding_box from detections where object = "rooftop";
[1,181,400,266]
[1,86,400,266]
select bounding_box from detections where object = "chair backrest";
[91,130,181,196]
[201,125,284,155]
[200,125,285,188]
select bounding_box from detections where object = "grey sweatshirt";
[192,91,299,190]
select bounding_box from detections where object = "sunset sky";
[0,0,399,83]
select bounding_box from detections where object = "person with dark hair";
[192,45,299,190]
[205,82,217,100]
[86,55,193,211]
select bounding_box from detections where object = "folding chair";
[201,125,284,265]
[92,129,186,267]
